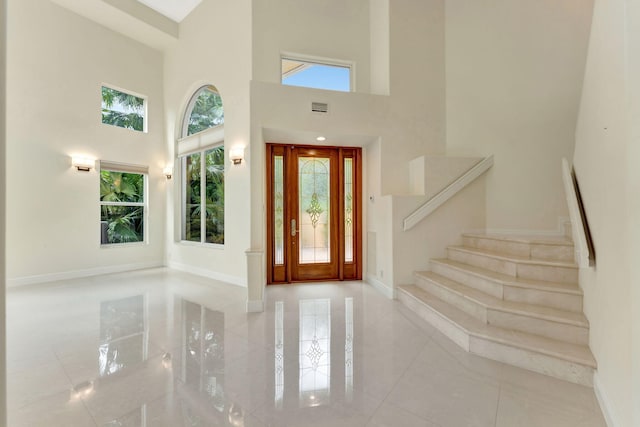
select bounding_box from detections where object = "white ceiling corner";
[136,0,202,22]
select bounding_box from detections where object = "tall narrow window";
[184,153,202,242]
[101,86,146,132]
[274,156,284,265]
[179,85,225,245]
[344,158,354,263]
[182,146,224,244]
[99,162,148,245]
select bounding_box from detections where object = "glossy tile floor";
[7,268,606,426]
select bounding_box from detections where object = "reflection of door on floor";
[266,144,362,284]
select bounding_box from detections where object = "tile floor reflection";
[7,268,606,426]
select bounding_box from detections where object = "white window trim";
[99,162,149,246]
[101,83,149,133]
[177,125,224,158]
[180,144,225,245]
[280,52,356,92]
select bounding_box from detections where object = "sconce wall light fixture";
[163,166,173,179]
[72,156,95,172]
[229,147,244,165]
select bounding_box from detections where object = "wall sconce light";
[162,352,172,369]
[163,166,173,179]
[229,147,244,165]
[71,156,95,172]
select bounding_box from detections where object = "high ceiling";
[136,0,201,22]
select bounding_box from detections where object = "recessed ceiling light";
[316,136,326,141]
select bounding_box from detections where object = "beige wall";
[163,0,252,286]
[629,2,640,424]
[445,0,593,232]
[0,0,6,421]
[574,0,638,424]
[6,0,166,284]
[252,0,371,94]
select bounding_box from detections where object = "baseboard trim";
[366,275,394,299]
[594,372,620,427]
[7,261,164,287]
[167,261,246,287]
[246,299,265,313]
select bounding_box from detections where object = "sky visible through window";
[282,63,350,92]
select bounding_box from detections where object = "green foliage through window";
[102,86,145,132]
[100,170,145,244]
[184,146,224,244]
[185,86,224,136]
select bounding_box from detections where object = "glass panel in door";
[298,157,331,264]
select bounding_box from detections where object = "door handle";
[291,219,299,237]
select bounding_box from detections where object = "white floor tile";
[6,268,605,427]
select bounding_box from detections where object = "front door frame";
[266,143,362,284]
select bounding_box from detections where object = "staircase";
[397,233,596,386]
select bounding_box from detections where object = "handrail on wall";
[561,158,595,268]
[403,155,494,231]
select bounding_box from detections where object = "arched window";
[179,85,225,245]
[182,85,224,137]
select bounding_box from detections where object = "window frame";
[99,161,149,247]
[280,53,355,92]
[178,85,226,246]
[100,84,148,133]
[181,85,224,138]
[180,144,225,246]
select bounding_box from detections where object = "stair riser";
[417,275,588,345]
[430,261,503,299]
[463,236,530,257]
[396,289,470,351]
[463,236,574,262]
[469,336,593,387]
[415,276,488,323]
[487,311,589,345]
[517,263,578,284]
[432,261,583,313]
[504,287,583,313]
[531,244,574,262]
[448,248,517,275]
[447,248,578,284]
[396,288,593,387]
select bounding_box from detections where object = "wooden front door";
[266,144,362,283]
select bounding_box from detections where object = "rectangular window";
[281,56,352,92]
[101,85,147,132]
[100,162,148,245]
[182,146,224,244]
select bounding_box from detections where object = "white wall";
[573,0,638,424]
[0,0,6,421]
[6,0,166,285]
[628,2,640,424]
[392,156,487,286]
[445,0,594,232]
[369,0,389,96]
[163,0,252,286]
[385,0,446,194]
[252,0,371,94]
